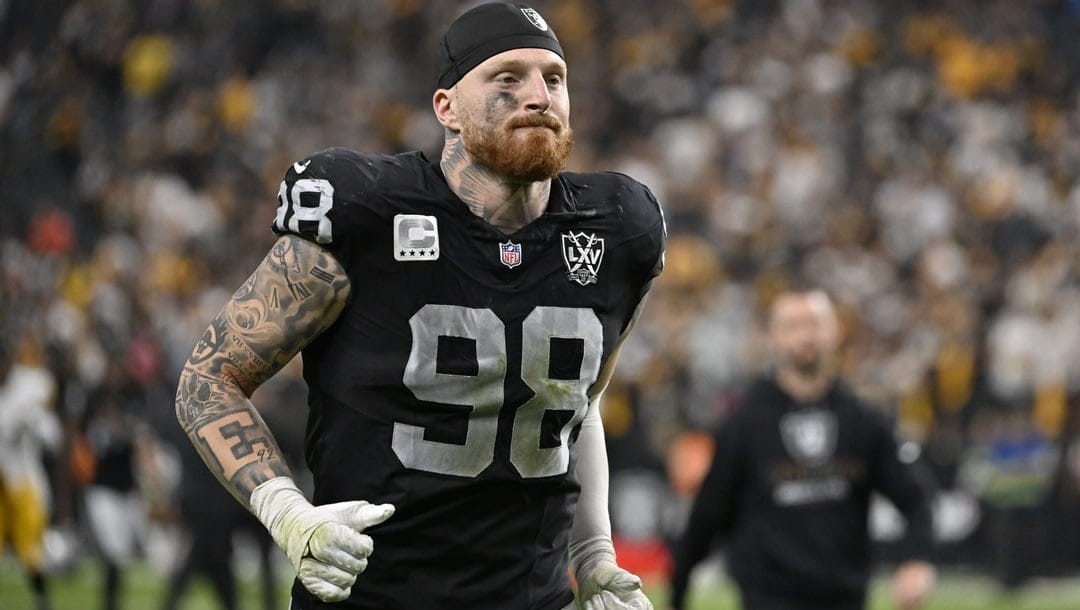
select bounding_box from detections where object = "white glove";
[573,545,653,610]
[250,477,395,603]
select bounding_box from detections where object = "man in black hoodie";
[669,288,936,610]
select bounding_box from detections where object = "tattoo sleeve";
[175,235,351,506]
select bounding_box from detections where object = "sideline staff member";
[669,288,936,610]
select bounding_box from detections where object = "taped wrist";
[250,476,315,569]
[570,535,616,580]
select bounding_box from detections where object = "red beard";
[462,114,574,181]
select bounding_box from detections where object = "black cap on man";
[438,2,564,89]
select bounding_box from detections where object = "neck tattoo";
[441,133,550,233]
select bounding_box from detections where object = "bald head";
[767,289,840,377]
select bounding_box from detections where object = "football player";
[174,3,664,609]
[0,338,61,610]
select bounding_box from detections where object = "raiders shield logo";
[562,231,604,285]
[520,8,549,31]
[779,409,837,467]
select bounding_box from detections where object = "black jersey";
[669,377,935,609]
[271,148,665,610]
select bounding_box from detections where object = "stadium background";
[1,0,1079,608]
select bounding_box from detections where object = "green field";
[1,556,289,610]
[669,570,1080,610]
[5,557,1080,610]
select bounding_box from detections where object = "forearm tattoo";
[175,235,351,502]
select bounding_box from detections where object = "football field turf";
[5,558,1080,609]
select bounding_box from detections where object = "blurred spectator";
[159,439,245,610]
[81,364,152,610]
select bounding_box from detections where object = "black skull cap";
[437,2,564,89]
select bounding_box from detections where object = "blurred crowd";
[1,0,1079,601]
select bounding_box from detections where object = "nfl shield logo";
[499,241,522,269]
[561,231,604,285]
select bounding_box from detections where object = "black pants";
[739,588,865,610]
[162,521,237,610]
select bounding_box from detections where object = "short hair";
[765,285,836,328]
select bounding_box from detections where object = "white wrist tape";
[250,476,315,569]
[570,535,617,578]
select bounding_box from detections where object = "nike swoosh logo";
[293,160,311,174]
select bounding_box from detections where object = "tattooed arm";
[174,235,350,505]
[176,235,394,603]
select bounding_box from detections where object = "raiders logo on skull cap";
[437,2,564,90]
